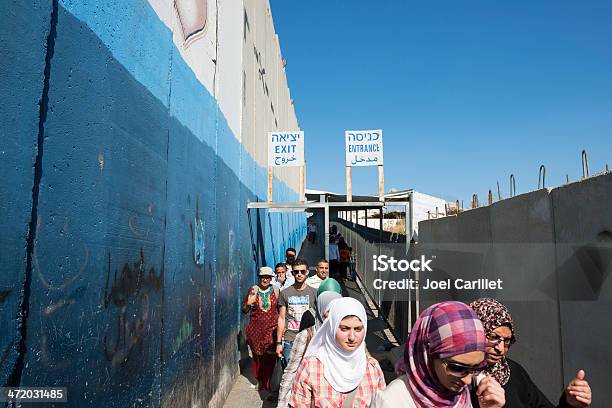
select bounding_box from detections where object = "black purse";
[270,356,286,393]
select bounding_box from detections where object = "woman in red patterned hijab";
[372,301,506,407]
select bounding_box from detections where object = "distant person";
[276,259,317,364]
[291,297,386,407]
[285,247,297,272]
[328,238,340,280]
[330,224,338,238]
[305,259,329,289]
[348,246,356,282]
[308,220,317,243]
[271,262,294,291]
[339,244,351,281]
[242,267,280,391]
[277,286,342,408]
[469,298,592,408]
[371,301,505,408]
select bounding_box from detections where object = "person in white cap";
[242,266,280,391]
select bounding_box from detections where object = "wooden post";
[346,166,353,202]
[267,166,273,203]
[299,164,305,203]
[378,165,385,202]
[324,205,330,260]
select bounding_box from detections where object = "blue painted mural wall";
[0,0,52,388]
[0,0,306,406]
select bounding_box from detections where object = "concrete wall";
[0,0,53,387]
[418,173,612,406]
[0,0,305,406]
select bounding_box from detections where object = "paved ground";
[223,239,403,407]
[222,358,277,408]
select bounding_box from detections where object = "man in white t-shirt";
[305,259,329,289]
[271,262,294,291]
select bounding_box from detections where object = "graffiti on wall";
[174,0,208,45]
[190,198,205,266]
[102,250,162,368]
[128,203,156,239]
[172,316,194,354]
[33,217,88,292]
[0,289,11,303]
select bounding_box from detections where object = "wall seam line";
[158,36,175,406]
[549,188,565,388]
[8,0,59,388]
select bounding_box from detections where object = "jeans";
[282,340,293,365]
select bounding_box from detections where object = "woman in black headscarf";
[469,298,592,408]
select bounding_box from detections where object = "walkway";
[223,239,403,407]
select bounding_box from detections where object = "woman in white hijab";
[290,297,386,407]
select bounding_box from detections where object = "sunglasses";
[443,359,488,377]
[292,269,308,275]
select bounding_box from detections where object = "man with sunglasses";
[276,259,317,364]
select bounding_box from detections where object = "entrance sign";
[344,129,385,202]
[268,131,304,167]
[345,130,383,167]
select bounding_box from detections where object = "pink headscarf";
[402,301,487,407]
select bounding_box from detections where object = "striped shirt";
[278,328,313,408]
[291,356,386,408]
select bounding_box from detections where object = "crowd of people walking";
[241,226,593,407]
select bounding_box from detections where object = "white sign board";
[268,131,304,167]
[345,129,383,166]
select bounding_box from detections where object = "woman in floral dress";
[242,266,280,390]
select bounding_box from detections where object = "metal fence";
[334,219,416,342]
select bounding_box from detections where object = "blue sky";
[269,0,612,202]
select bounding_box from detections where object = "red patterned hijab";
[469,298,516,385]
[403,301,487,407]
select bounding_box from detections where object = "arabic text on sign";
[274,156,297,165]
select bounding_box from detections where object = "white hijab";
[314,291,342,329]
[304,297,368,392]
